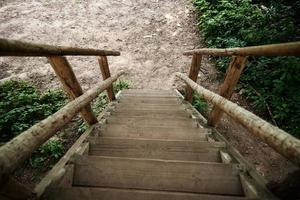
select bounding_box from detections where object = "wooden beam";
[0,38,120,57]
[0,71,125,183]
[98,56,115,101]
[175,72,300,166]
[208,56,247,126]
[48,56,98,125]
[183,41,300,56]
[185,54,202,102]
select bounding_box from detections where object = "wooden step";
[73,156,244,195]
[106,117,197,128]
[88,137,224,162]
[118,97,181,105]
[98,125,208,140]
[120,93,178,98]
[115,103,182,111]
[109,112,190,120]
[112,109,190,117]
[43,187,251,200]
[121,89,175,95]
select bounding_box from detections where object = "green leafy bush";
[30,139,64,168]
[113,80,130,94]
[193,0,300,136]
[192,93,208,115]
[0,80,66,143]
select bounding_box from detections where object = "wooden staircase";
[2,39,300,199]
[42,89,260,200]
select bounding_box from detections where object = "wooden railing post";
[48,56,98,125]
[185,54,202,102]
[208,56,247,126]
[98,56,115,101]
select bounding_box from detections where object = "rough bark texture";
[48,56,98,125]
[0,71,125,182]
[208,56,247,126]
[183,41,300,56]
[0,38,120,56]
[185,54,202,103]
[176,72,300,166]
[98,56,115,101]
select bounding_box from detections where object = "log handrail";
[0,38,120,56]
[0,71,125,182]
[183,41,300,56]
[176,72,300,166]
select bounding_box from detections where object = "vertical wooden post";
[48,56,98,125]
[98,56,115,101]
[185,54,202,102]
[208,56,247,126]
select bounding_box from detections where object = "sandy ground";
[0,0,296,186]
[0,0,201,90]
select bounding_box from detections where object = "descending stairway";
[42,89,263,200]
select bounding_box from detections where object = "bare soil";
[0,0,296,187]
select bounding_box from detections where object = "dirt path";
[0,0,296,186]
[0,0,201,90]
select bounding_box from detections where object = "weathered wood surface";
[89,137,223,162]
[98,56,115,101]
[74,156,243,195]
[0,38,120,56]
[0,71,125,182]
[183,41,300,56]
[100,125,208,140]
[48,56,98,125]
[106,116,197,127]
[43,187,254,200]
[176,72,300,166]
[185,54,202,102]
[208,56,247,126]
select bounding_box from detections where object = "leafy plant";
[192,93,208,115]
[30,139,64,168]
[0,80,66,143]
[193,0,300,136]
[113,80,130,94]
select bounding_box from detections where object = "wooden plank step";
[73,156,244,195]
[43,187,252,200]
[88,137,223,162]
[118,98,181,106]
[122,89,175,95]
[98,125,208,140]
[115,105,183,112]
[120,93,178,98]
[109,112,190,120]
[116,103,181,108]
[106,117,197,128]
[112,109,190,117]
[118,98,181,105]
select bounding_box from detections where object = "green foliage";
[0,80,66,142]
[113,80,130,94]
[30,139,64,168]
[192,93,208,114]
[193,0,300,136]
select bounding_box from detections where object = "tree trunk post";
[48,56,98,125]
[185,54,202,102]
[208,56,247,126]
[98,56,115,101]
